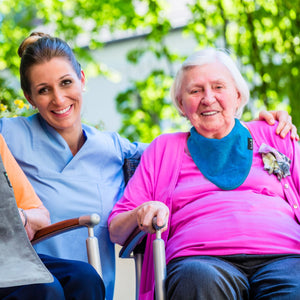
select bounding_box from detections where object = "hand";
[258,110,299,140]
[136,201,169,234]
[18,205,50,241]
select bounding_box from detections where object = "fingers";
[275,119,288,136]
[137,201,169,234]
[275,113,299,140]
[258,110,299,140]
[291,124,300,141]
[257,110,275,124]
[156,209,168,228]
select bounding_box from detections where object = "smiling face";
[25,57,85,136]
[178,62,241,139]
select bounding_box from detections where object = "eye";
[190,87,203,94]
[38,87,49,94]
[61,79,72,86]
[214,83,224,90]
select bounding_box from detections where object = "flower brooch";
[258,143,291,181]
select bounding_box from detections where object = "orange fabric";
[0,134,41,209]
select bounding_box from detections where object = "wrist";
[19,208,28,227]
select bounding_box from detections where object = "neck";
[198,119,236,139]
[70,131,85,155]
[57,126,85,156]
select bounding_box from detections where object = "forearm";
[109,200,169,245]
[109,209,139,245]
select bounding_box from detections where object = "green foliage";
[1,0,300,139]
[116,0,300,142]
[0,0,170,120]
[116,69,189,143]
[0,78,35,117]
[185,0,300,125]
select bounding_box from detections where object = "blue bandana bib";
[187,119,253,190]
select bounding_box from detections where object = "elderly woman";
[108,48,300,300]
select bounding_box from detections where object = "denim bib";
[187,119,253,190]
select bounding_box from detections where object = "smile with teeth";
[53,105,71,115]
[201,111,218,116]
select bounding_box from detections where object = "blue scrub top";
[0,114,147,300]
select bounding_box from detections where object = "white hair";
[170,48,250,118]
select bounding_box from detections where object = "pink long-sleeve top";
[108,121,300,300]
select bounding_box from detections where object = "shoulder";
[0,114,40,133]
[83,125,120,142]
[245,120,293,154]
[82,126,130,153]
[0,116,24,129]
[245,120,280,141]
[144,131,188,156]
[0,114,43,147]
[151,132,188,146]
[245,120,276,132]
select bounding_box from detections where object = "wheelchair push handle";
[152,216,166,231]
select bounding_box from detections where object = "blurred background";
[1,0,300,298]
[1,0,300,142]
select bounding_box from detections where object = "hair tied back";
[18,32,51,58]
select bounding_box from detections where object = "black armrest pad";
[119,226,147,258]
[119,158,143,258]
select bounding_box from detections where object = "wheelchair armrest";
[119,226,147,258]
[31,213,100,245]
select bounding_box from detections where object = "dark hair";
[18,32,81,95]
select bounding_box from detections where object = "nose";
[52,88,65,105]
[201,88,215,105]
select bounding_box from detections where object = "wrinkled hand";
[258,110,299,140]
[136,201,169,234]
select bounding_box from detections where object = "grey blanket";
[0,155,53,287]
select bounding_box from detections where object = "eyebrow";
[34,74,72,89]
[34,82,47,89]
